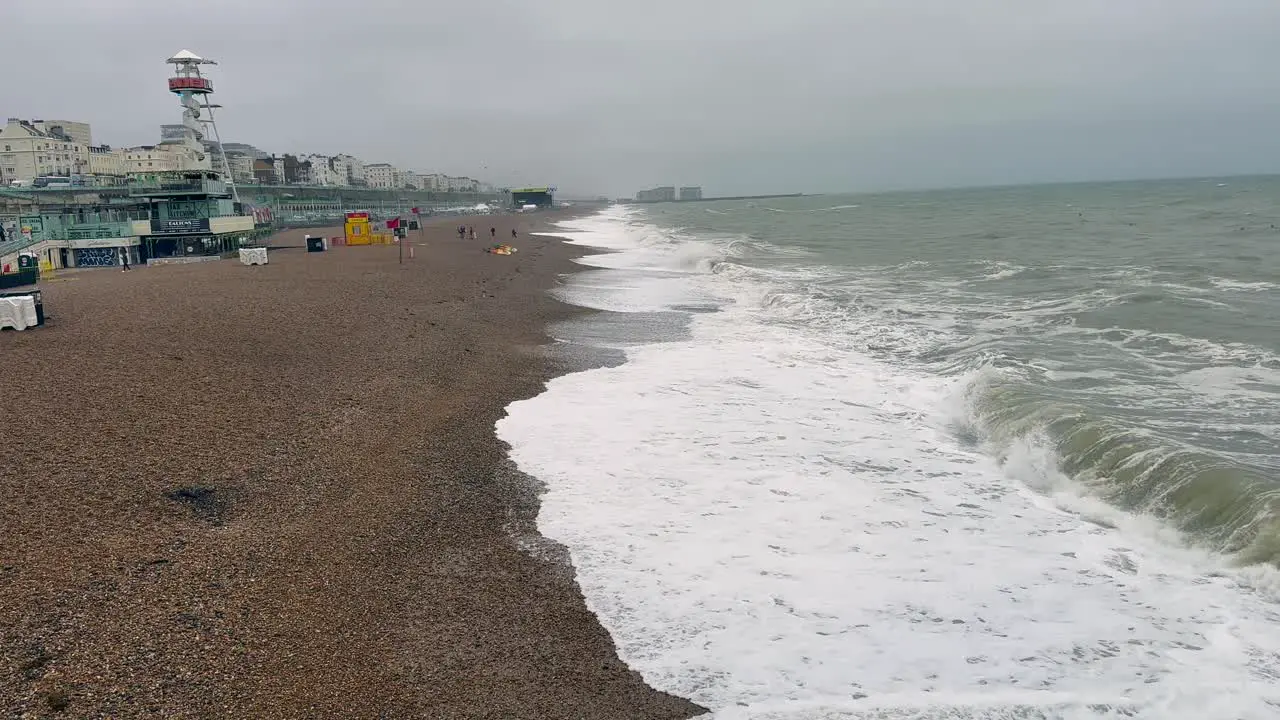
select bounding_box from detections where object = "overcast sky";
[4,0,1280,197]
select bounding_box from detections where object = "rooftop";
[166,49,215,65]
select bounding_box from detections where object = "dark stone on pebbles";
[165,485,230,524]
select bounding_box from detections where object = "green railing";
[0,220,136,257]
[128,178,228,196]
[65,222,135,240]
[0,235,45,259]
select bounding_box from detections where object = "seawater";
[496,177,1280,719]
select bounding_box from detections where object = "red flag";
[411,207,420,215]
[386,218,400,229]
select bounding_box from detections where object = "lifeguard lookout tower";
[165,49,237,200]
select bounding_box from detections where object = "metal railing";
[128,179,228,196]
[0,236,44,259]
[0,219,139,254]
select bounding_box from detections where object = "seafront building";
[3,108,497,198]
[125,146,184,173]
[252,158,282,184]
[0,119,91,184]
[679,186,703,201]
[332,154,365,186]
[226,155,256,185]
[88,146,130,176]
[299,154,347,187]
[364,162,396,189]
[32,120,92,147]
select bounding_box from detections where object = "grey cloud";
[3,0,1279,196]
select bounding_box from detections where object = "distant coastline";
[625,192,803,204]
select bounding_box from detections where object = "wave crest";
[960,366,1280,567]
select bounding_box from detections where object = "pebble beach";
[0,212,706,719]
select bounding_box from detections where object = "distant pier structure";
[636,186,675,202]
[630,186,802,204]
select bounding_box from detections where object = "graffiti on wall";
[75,247,120,267]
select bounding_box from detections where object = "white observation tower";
[165,49,238,201]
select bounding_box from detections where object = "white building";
[300,154,347,186]
[332,154,364,186]
[31,119,93,147]
[226,154,256,184]
[88,146,130,176]
[0,118,90,184]
[408,172,435,191]
[446,176,479,192]
[124,145,192,173]
[364,162,397,189]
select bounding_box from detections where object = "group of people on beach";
[458,225,517,241]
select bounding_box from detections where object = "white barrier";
[0,296,38,331]
[239,247,268,266]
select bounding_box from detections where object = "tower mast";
[165,49,239,202]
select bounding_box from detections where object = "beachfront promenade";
[0,213,705,718]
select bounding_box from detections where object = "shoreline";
[0,211,705,717]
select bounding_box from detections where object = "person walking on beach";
[469,226,476,240]
[490,227,496,240]
[511,228,517,240]
[120,248,131,271]
[458,225,466,239]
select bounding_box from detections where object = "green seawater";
[635,175,1280,564]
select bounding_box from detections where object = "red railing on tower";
[168,77,213,92]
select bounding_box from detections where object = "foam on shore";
[501,206,1280,719]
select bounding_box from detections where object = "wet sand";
[0,212,707,718]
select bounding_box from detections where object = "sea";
[495,177,1280,720]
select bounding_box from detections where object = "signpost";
[387,217,404,264]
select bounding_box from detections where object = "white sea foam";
[498,208,1280,718]
[437,202,494,213]
[1208,277,1279,293]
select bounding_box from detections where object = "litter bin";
[306,235,325,252]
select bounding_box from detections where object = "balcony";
[128,176,229,197]
[168,76,213,93]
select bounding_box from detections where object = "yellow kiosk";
[344,212,393,246]
[345,211,372,245]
